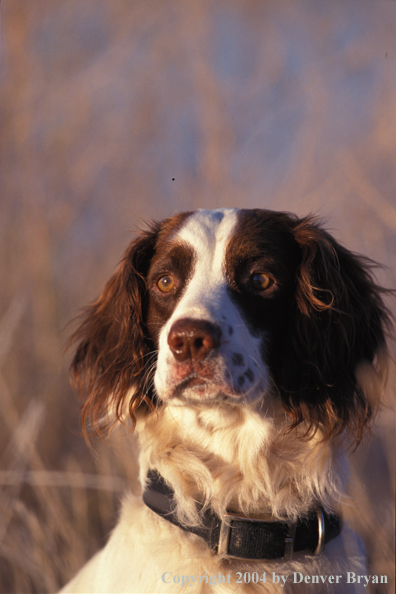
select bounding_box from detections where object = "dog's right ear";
[68,224,160,437]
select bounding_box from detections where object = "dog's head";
[69,208,390,443]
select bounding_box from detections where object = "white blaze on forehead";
[176,208,239,285]
[154,207,268,401]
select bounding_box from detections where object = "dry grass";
[0,1,395,592]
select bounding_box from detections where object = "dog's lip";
[174,374,213,393]
[183,376,207,388]
[167,374,240,401]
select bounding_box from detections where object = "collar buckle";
[218,510,293,559]
[218,511,255,557]
[283,520,297,560]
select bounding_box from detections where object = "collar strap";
[143,470,342,560]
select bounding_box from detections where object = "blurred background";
[0,0,395,592]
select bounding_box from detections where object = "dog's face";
[70,208,388,443]
[146,209,298,405]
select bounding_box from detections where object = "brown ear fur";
[278,216,391,445]
[68,225,160,437]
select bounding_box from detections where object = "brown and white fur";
[60,208,389,593]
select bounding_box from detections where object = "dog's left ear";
[68,224,160,436]
[278,216,390,444]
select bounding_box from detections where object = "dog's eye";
[250,273,273,291]
[157,275,175,293]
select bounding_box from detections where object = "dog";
[60,208,390,593]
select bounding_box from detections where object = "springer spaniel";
[61,208,389,594]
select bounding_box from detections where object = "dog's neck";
[137,402,347,524]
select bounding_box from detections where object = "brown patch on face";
[146,241,196,346]
[225,209,299,341]
[226,208,390,445]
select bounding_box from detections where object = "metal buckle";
[218,516,232,556]
[312,507,325,555]
[218,511,291,558]
[283,521,297,561]
[218,511,256,557]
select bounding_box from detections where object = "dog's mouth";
[154,352,270,404]
[160,372,264,405]
[171,374,231,400]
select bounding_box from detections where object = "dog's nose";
[167,318,221,362]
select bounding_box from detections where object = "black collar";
[143,470,342,560]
